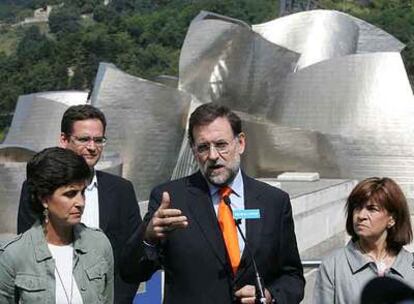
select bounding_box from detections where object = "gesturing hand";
[144,191,188,244]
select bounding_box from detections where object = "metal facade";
[2,9,414,235]
[90,63,193,199]
[178,10,414,196]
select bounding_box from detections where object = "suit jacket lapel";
[96,171,111,232]
[186,172,229,267]
[235,173,263,282]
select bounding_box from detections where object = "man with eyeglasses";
[121,103,304,304]
[17,104,142,304]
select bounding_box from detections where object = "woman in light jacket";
[0,147,114,303]
[313,177,414,304]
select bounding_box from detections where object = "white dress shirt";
[81,173,100,228]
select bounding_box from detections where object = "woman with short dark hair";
[0,147,114,303]
[313,177,414,304]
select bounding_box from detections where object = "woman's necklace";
[376,259,387,276]
[55,264,73,304]
[358,242,390,276]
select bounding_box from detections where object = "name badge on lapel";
[233,209,261,220]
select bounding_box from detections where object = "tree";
[49,5,81,36]
[93,4,117,23]
[66,0,103,14]
[16,26,55,64]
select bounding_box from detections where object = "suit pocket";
[15,274,47,303]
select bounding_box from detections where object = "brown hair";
[61,104,106,135]
[345,177,412,252]
[188,103,242,145]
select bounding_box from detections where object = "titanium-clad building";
[1,9,414,237]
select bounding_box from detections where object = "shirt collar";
[345,240,370,273]
[86,172,98,191]
[32,221,52,262]
[31,221,89,262]
[345,240,414,277]
[207,169,243,197]
[388,247,414,278]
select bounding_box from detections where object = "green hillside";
[0,27,22,55]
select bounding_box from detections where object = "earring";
[43,208,49,224]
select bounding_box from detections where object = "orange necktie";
[218,186,240,275]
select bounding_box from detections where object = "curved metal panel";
[260,52,414,194]
[179,12,299,114]
[252,10,360,69]
[3,91,88,152]
[349,14,406,53]
[0,145,35,162]
[239,113,340,178]
[253,10,405,57]
[34,91,89,107]
[171,100,202,180]
[90,63,192,199]
[268,53,414,136]
[0,162,26,234]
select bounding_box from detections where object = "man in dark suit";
[121,103,305,304]
[17,105,141,304]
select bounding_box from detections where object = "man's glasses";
[70,135,107,147]
[194,137,237,156]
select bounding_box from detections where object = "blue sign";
[133,270,163,303]
[233,209,261,220]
